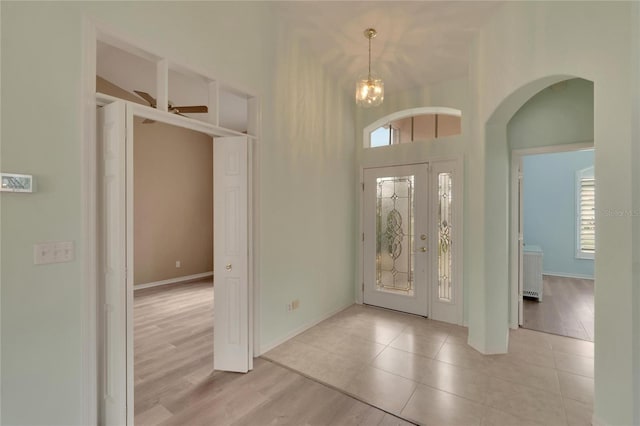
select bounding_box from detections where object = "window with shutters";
[576,166,595,259]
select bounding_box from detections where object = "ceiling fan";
[133,90,208,123]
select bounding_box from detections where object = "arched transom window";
[365,107,462,148]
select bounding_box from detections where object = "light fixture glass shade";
[355,76,384,108]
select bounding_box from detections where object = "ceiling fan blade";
[169,105,208,114]
[142,118,156,124]
[134,90,157,108]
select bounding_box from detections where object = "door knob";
[225,263,232,271]
[419,247,427,252]
[420,234,427,241]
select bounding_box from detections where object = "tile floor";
[263,304,594,426]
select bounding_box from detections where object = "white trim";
[509,141,595,328]
[511,141,594,157]
[576,166,595,260]
[134,272,214,291]
[85,19,262,424]
[91,17,258,99]
[542,272,594,280]
[358,156,464,325]
[363,107,463,149]
[258,302,353,355]
[125,105,134,426]
[80,15,98,426]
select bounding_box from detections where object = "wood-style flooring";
[523,275,594,341]
[134,280,411,426]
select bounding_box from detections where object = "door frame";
[358,156,464,325]
[509,142,594,329]
[82,19,261,424]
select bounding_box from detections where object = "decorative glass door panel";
[364,164,428,316]
[376,176,415,295]
[437,173,452,302]
[429,160,461,324]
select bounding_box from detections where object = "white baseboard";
[134,271,213,290]
[543,271,594,280]
[258,301,353,355]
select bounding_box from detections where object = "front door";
[363,164,429,316]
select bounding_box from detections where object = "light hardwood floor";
[523,275,594,341]
[134,280,412,426]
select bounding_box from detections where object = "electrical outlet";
[175,260,181,268]
[54,241,74,262]
[34,241,74,265]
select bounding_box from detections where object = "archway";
[469,75,589,354]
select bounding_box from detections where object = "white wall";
[465,2,638,424]
[0,2,356,424]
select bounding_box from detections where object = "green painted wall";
[508,78,594,150]
[468,2,637,424]
[0,2,356,424]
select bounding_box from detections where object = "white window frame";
[576,166,595,259]
[363,106,462,148]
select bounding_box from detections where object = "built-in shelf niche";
[96,37,257,138]
[97,40,158,105]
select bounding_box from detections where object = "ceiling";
[273,1,503,93]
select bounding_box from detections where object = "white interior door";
[363,164,429,316]
[97,101,127,426]
[213,136,251,373]
[429,160,462,325]
[518,161,524,326]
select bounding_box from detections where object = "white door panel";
[363,164,429,316]
[214,136,250,373]
[98,101,127,426]
[363,160,462,324]
[518,164,524,326]
[429,160,462,325]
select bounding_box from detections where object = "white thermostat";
[1,173,34,193]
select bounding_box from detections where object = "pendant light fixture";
[355,28,384,108]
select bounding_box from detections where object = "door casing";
[97,101,257,424]
[83,20,261,424]
[509,142,594,329]
[359,157,464,325]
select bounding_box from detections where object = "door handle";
[419,247,427,252]
[225,263,232,271]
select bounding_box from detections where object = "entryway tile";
[401,384,484,426]
[344,366,417,414]
[558,371,594,405]
[553,351,594,378]
[389,331,445,358]
[484,377,567,425]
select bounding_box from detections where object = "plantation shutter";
[579,177,595,253]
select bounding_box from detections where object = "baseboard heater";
[523,245,543,301]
